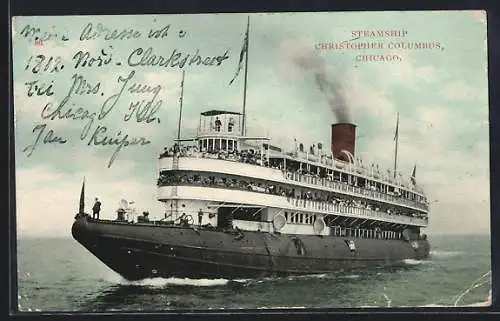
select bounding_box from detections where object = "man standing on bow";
[92,197,102,220]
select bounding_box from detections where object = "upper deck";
[196,110,244,138]
[161,110,429,214]
[159,151,428,213]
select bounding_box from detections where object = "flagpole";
[241,16,250,136]
[411,163,417,185]
[79,177,85,214]
[177,70,185,141]
[393,112,399,179]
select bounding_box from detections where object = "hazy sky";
[12,11,489,237]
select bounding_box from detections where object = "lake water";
[16,233,491,311]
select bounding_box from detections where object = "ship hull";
[72,214,430,281]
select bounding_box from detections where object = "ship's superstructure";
[156,110,428,243]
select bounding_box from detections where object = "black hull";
[71,214,430,281]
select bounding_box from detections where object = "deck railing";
[159,149,429,212]
[287,197,428,226]
[284,171,428,211]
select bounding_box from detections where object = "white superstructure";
[156,110,429,241]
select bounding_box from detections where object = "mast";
[241,16,250,136]
[177,70,185,141]
[393,112,399,179]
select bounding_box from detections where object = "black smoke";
[292,50,351,123]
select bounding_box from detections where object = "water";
[16,234,491,311]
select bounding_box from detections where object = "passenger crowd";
[159,144,263,166]
[157,171,428,221]
[158,143,427,212]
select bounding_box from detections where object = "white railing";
[163,142,424,193]
[159,149,428,211]
[197,128,241,136]
[287,197,428,226]
[284,171,428,211]
[282,150,424,194]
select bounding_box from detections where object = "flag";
[394,112,399,141]
[79,177,85,213]
[411,164,416,185]
[229,17,249,86]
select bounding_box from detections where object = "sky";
[11,11,489,237]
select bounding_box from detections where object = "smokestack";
[331,123,356,162]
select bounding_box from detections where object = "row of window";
[284,211,316,224]
[283,211,407,240]
[330,226,403,240]
[198,138,238,152]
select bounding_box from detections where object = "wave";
[286,273,329,281]
[429,251,463,258]
[101,271,255,287]
[109,276,240,287]
[341,274,360,279]
[402,259,425,265]
[105,272,363,288]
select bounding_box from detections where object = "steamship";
[71,18,430,281]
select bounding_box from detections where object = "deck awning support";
[251,207,265,218]
[348,218,359,227]
[329,215,341,223]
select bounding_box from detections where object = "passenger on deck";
[138,211,150,223]
[92,198,101,220]
[198,209,203,226]
[228,117,234,132]
[215,117,222,132]
[116,208,126,221]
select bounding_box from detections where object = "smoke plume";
[289,42,351,123]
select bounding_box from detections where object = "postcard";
[11,11,490,311]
